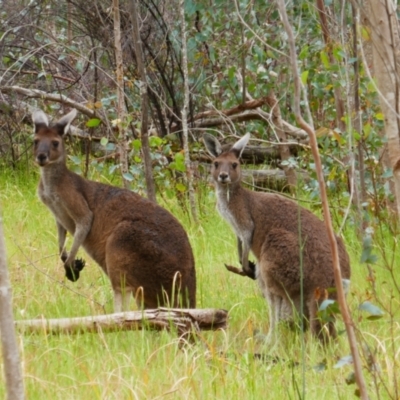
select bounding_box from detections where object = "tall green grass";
[0,167,399,399]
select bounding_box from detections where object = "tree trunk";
[352,4,367,235]
[0,216,25,400]
[179,0,198,222]
[315,0,346,132]
[266,92,297,189]
[128,0,157,202]
[362,0,400,217]
[113,0,130,189]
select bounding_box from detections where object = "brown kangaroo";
[32,109,196,312]
[203,133,351,343]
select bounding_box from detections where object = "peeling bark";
[362,0,400,217]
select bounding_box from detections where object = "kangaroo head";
[32,109,77,167]
[203,133,250,186]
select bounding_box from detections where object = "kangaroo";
[32,109,196,312]
[203,133,351,343]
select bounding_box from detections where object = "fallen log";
[14,308,228,336]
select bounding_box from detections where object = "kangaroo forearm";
[56,222,67,255]
[237,237,243,263]
[66,227,89,262]
[241,248,250,273]
[65,213,93,263]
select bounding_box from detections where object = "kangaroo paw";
[225,263,256,280]
[64,258,86,282]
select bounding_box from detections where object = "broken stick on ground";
[15,308,228,337]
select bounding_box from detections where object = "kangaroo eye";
[52,140,59,148]
[34,139,39,146]
[232,162,238,169]
[214,161,219,168]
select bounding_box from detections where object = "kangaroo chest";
[216,190,253,246]
[38,181,76,234]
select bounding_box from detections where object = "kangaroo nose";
[36,153,48,165]
[219,172,229,182]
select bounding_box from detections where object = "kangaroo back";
[203,133,350,343]
[32,109,196,312]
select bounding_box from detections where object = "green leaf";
[360,246,378,264]
[318,299,335,311]
[109,164,118,174]
[149,136,163,147]
[363,122,372,138]
[122,172,134,182]
[228,66,236,80]
[69,155,81,165]
[132,139,142,150]
[334,355,353,369]
[345,372,356,385]
[320,50,330,69]
[299,45,309,60]
[86,118,101,128]
[301,70,309,85]
[175,182,186,192]
[382,168,393,178]
[359,301,384,319]
[185,0,198,16]
[312,360,327,372]
[172,152,186,172]
[375,112,384,121]
[100,137,108,146]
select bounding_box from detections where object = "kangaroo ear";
[54,109,77,136]
[32,110,49,133]
[203,133,223,157]
[231,133,250,158]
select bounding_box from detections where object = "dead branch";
[0,86,99,120]
[192,109,308,141]
[193,97,269,120]
[15,308,228,335]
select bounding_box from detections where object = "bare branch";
[0,85,98,120]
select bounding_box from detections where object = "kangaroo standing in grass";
[32,109,196,312]
[203,133,351,343]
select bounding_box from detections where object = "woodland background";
[0,0,400,399]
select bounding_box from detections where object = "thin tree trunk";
[128,0,156,202]
[179,0,198,222]
[0,216,25,400]
[266,92,297,190]
[66,0,72,45]
[352,4,367,234]
[113,0,130,189]
[276,1,369,398]
[315,0,346,132]
[362,0,400,217]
